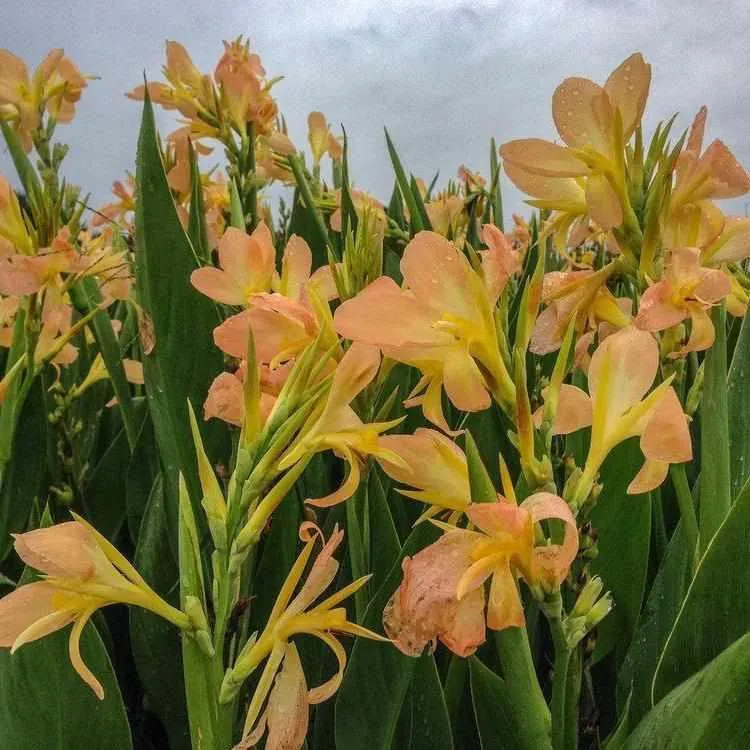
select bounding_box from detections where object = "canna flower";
[329,189,386,235]
[384,494,578,656]
[500,53,651,245]
[207,230,337,367]
[307,111,340,166]
[377,427,470,519]
[222,523,386,748]
[665,106,750,248]
[91,177,136,229]
[546,326,692,502]
[204,360,290,427]
[425,193,466,239]
[530,265,631,355]
[0,48,89,151]
[0,518,190,699]
[191,222,275,305]
[277,343,406,507]
[127,41,211,121]
[335,229,517,432]
[635,247,731,356]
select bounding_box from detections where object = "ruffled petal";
[265,643,309,750]
[383,531,485,657]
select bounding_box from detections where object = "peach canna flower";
[377,427,470,518]
[530,266,631,355]
[222,523,386,749]
[545,327,692,502]
[665,106,750,248]
[277,343,406,507]
[500,53,651,241]
[0,48,89,151]
[307,111,338,166]
[335,229,517,432]
[0,518,189,699]
[635,247,731,356]
[204,361,289,427]
[384,494,578,656]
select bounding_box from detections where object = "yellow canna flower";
[0,517,190,699]
[277,342,406,507]
[221,523,386,748]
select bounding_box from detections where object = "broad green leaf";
[590,440,652,664]
[624,632,750,749]
[85,401,147,541]
[125,412,159,543]
[651,478,750,703]
[470,656,551,750]
[616,522,691,723]
[727,306,750,498]
[335,522,440,750]
[134,92,227,531]
[0,622,132,749]
[699,304,731,543]
[366,469,401,594]
[408,654,453,750]
[384,129,431,234]
[0,378,47,562]
[130,474,190,750]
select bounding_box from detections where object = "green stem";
[550,618,571,750]
[564,645,582,750]
[670,463,699,573]
[287,153,334,259]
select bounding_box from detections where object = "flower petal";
[265,643,309,750]
[627,458,668,495]
[383,531,485,657]
[603,53,651,140]
[13,522,96,579]
[640,386,692,464]
[190,267,246,305]
[585,173,623,229]
[500,139,590,177]
[486,560,525,630]
[0,581,69,647]
[552,77,611,153]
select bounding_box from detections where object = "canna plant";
[0,38,749,750]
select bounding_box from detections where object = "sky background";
[3,0,750,222]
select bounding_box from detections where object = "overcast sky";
[3,0,750,222]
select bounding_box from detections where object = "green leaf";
[651,478,750,703]
[69,276,139,451]
[470,656,551,750]
[624,632,750,749]
[616,523,692,723]
[130,474,190,750]
[589,440,652,664]
[134,91,227,530]
[728,306,750,498]
[464,430,497,504]
[0,378,47,562]
[0,120,42,201]
[0,622,132,749]
[408,654,453,750]
[186,139,210,262]
[335,522,440,750]
[384,129,430,234]
[125,412,159,543]
[287,154,332,267]
[700,304,731,544]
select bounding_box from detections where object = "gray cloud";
[3,0,750,221]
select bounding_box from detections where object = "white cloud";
[3,0,750,222]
